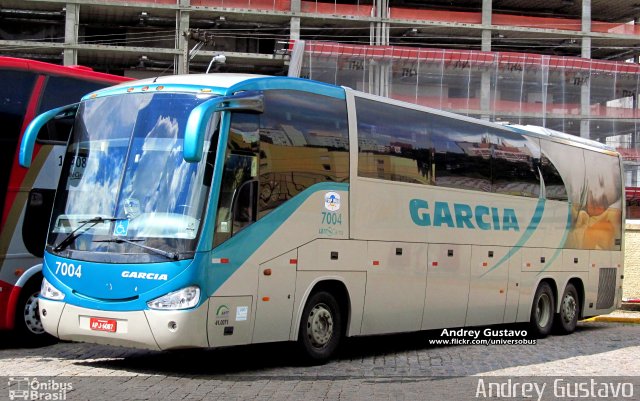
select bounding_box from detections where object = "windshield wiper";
[53,217,119,252]
[93,238,178,261]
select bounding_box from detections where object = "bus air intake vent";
[596,268,616,310]
[72,290,139,303]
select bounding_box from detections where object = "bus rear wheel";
[554,283,579,334]
[298,291,342,364]
[529,282,555,338]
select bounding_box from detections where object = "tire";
[554,283,580,334]
[13,279,54,347]
[297,291,342,364]
[529,282,555,338]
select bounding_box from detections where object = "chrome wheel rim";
[23,292,45,335]
[562,293,577,324]
[306,303,334,348]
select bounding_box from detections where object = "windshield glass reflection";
[48,92,219,262]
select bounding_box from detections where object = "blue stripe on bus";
[225,77,346,99]
[480,197,546,277]
[84,78,345,101]
[204,182,349,297]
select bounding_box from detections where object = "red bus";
[0,57,130,344]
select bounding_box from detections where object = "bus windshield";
[47,91,219,262]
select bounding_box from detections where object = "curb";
[581,316,640,324]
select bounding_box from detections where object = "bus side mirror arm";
[184,93,263,163]
[19,103,78,168]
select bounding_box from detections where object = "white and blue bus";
[19,74,624,361]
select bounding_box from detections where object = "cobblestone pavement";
[1,321,639,400]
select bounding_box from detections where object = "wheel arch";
[536,276,558,307]
[291,276,352,341]
[5,264,43,330]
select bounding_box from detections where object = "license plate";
[89,317,117,332]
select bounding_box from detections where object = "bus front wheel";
[14,279,54,346]
[529,282,555,338]
[298,291,342,364]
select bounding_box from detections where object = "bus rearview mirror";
[19,103,78,168]
[183,93,263,163]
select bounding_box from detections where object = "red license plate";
[89,317,117,332]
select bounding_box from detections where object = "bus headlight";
[147,286,200,310]
[40,277,65,301]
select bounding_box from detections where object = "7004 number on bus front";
[321,212,342,225]
[54,261,82,278]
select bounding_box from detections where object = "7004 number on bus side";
[321,212,342,225]
[55,261,82,278]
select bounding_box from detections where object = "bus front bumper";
[39,298,209,350]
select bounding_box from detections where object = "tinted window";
[36,76,106,143]
[258,90,349,217]
[431,115,491,192]
[38,76,105,113]
[490,129,541,198]
[214,90,349,246]
[0,69,37,230]
[356,97,432,184]
[540,153,568,201]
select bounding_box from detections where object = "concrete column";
[63,3,79,65]
[290,0,301,41]
[479,0,492,120]
[581,0,592,58]
[177,2,190,75]
[580,0,592,138]
[290,17,300,41]
[481,0,492,52]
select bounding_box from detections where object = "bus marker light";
[201,88,212,93]
[289,259,297,265]
[127,87,134,92]
[592,263,596,268]
[482,262,488,267]
[141,86,149,91]
[526,263,531,267]
[263,269,272,276]
[262,297,270,302]
[156,86,164,91]
[212,258,230,264]
[432,262,438,267]
[372,260,380,266]
[499,289,504,294]
[14,269,24,277]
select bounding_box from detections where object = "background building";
[3,0,640,217]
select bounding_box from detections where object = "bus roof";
[83,72,619,155]
[507,124,617,153]
[0,56,130,84]
[85,73,346,100]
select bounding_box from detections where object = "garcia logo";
[409,199,519,231]
[121,271,168,280]
[324,192,341,211]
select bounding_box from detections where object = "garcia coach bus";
[19,74,623,361]
[0,57,130,343]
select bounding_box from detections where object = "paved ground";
[1,318,639,400]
